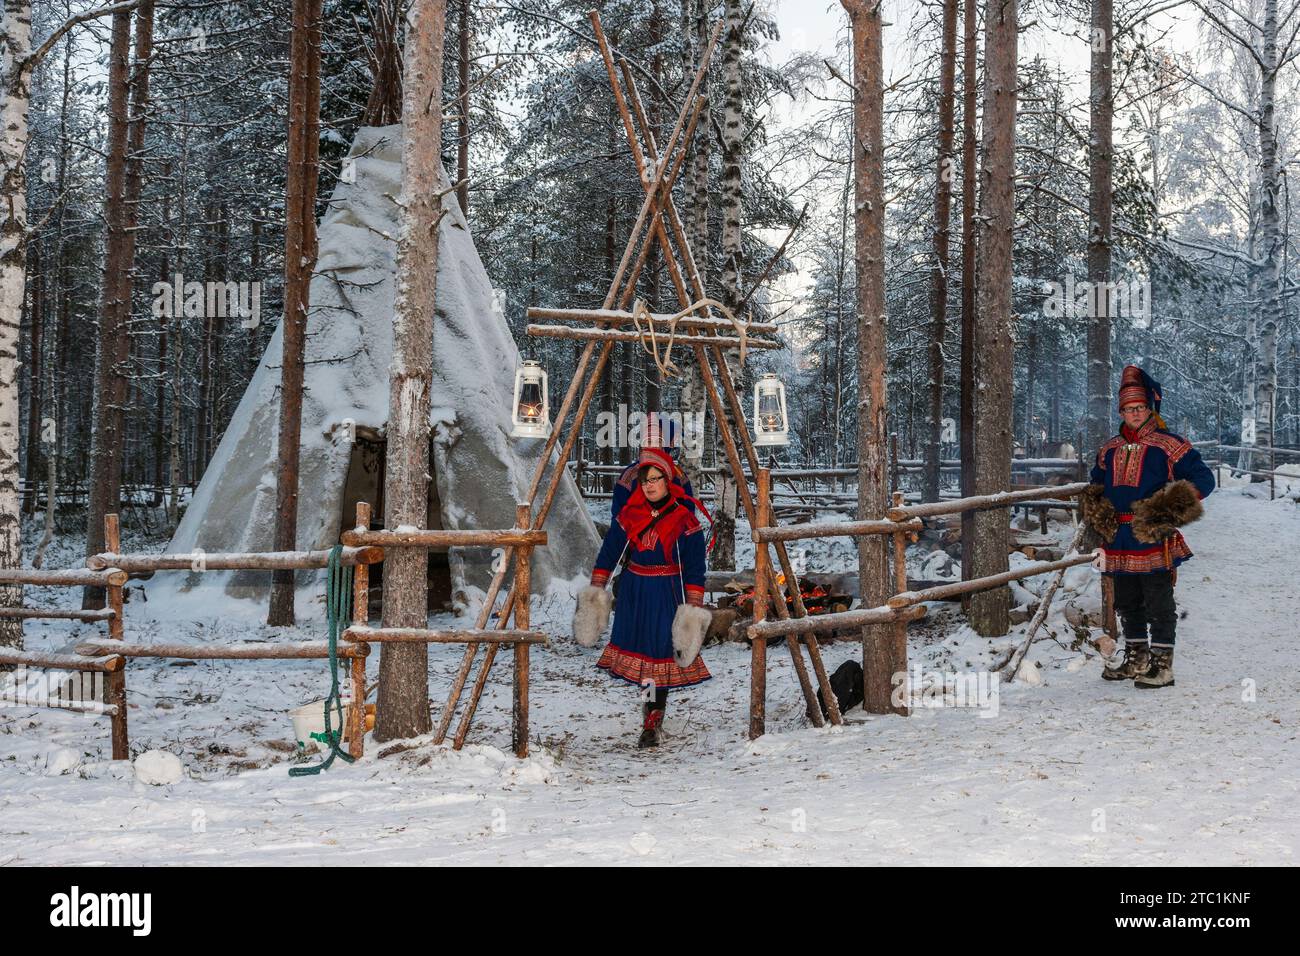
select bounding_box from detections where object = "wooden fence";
[746,470,1096,738]
[1,505,545,761]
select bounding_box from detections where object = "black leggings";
[1112,571,1177,649]
[647,686,668,710]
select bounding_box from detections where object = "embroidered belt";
[1117,513,1133,523]
[628,562,681,576]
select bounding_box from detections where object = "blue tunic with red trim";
[1089,416,1215,575]
[589,501,710,689]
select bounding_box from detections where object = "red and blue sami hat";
[1118,364,1162,414]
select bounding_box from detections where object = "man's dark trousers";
[1112,571,1177,649]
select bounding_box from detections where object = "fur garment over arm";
[1080,483,1118,543]
[573,585,613,648]
[672,604,711,668]
[1131,479,1204,543]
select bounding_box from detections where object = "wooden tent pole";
[439,25,722,747]
[608,53,837,725]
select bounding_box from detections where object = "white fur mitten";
[572,585,614,648]
[672,604,711,668]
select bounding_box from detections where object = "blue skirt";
[597,569,711,689]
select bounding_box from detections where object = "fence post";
[348,501,371,758]
[512,503,532,758]
[890,492,910,717]
[103,514,129,760]
[749,470,771,740]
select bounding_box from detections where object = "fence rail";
[745,471,1099,738]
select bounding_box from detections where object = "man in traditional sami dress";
[1081,365,1215,688]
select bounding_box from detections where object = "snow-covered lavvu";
[3,476,1296,866]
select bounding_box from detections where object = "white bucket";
[291,698,351,752]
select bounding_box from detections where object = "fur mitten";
[1131,479,1203,543]
[572,585,613,648]
[1080,483,1118,544]
[672,604,711,668]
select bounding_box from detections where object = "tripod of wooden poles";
[430,10,843,748]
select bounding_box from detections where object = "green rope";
[289,545,357,777]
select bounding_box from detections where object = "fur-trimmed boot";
[1135,648,1174,688]
[638,703,665,749]
[1102,641,1151,681]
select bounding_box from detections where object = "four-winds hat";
[637,445,679,482]
[1118,364,1162,414]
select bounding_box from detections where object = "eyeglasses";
[643,474,667,484]
[1121,405,1149,413]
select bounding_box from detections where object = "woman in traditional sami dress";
[572,446,712,748]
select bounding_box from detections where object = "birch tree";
[714,0,744,571]
[2,0,139,647]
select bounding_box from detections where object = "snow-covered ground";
[2,478,1297,865]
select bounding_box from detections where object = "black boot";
[1135,648,1174,688]
[1102,641,1151,681]
[638,703,664,749]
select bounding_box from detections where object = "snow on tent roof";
[150,126,598,619]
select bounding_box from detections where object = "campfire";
[720,576,850,619]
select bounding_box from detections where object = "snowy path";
[2,487,1297,865]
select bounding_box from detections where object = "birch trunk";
[1254,0,1282,465]
[678,0,710,490]
[374,0,446,742]
[714,0,744,570]
[0,0,33,648]
[969,0,1017,637]
[22,242,41,516]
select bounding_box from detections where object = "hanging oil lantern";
[511,360,549,439]
[753,372,789,447]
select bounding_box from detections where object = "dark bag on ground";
[818,659,864,718]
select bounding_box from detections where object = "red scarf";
[1120,414,1166,442]
[617,481,713,556]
